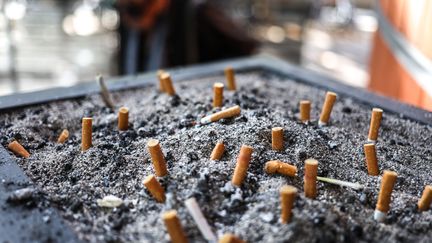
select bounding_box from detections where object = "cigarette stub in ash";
[96,74,115,109]
[364,143,379,176]
[81,117,92,151]
[304,159,318,199]
[147,139,168,177]
[265,160,297,177]
[160,73,176,96]
[280,185,297,224]
[418,185,432,211]
[300,100,311,123]
[318,91,337,126]
[210,141,225,160]
[200,105,241,124]
[143,175,165,203]
[213,82,224,108]
[271,127,284,151]
[8,141,30,158]
[231,145,253,187]
[224,67,236,91]
[157,70,166,92]
[374,170,397,222]
[219,233,245,243]
[118,107,129,131]
[185,197,217,241]
[368,108,383,142]
[57,129,69,144]
[162,210,188,243]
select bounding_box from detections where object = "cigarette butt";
[231,145,253,187]
[118,107,129,131]
[157,70,167,92]
[319,92,337,126]
[224,67,236,91]
[210,142,225,160]
[219,233,245,243]
[162,210,188,243]
[417,185,432,211]
[264,160,297,177]
[364,143,379,176]
[161,73,176,96]
[304,159,318,199]
[96,75,115,109]
[8,141,30,158]
[81,117,92,151]
[143,175,165,203]
[185,198,217,241]
[147,139,168,177]
[57,129,69,143]
[280,185,297,223]
[271,127,284,151]
[300,100,311,123]
[368,108,383,142]
[200,105,241,124]
[375,170,397,221]
[213,83,224,108]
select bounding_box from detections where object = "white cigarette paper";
[97,74,115,109]
[185,197,217,242]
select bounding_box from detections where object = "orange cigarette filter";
[300,100,311,123]
[118,107,129,131]
[143,174,166,203]
[157,70,166,92]
[319,92,337,126]
[271,127,284,151]
[280,185,297,224]
[224,67,236,91]
[8,141,30,158]
[368,108,383,142]
[418,185,432,211]
[162,210,188,243]
[376,170,398,213]
[210,141,225,160]
[200,105,241,124]
[231,145,253,187]
[364,143,379,176]
[213,82,224,108]
[57,129,69,143]
[147,139,168,176]
[304,159,318,199]
[264,160,297,177]
[218,233,245,243]
[81,117,92,151]
[161,73,176,96]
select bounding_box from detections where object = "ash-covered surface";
[1,71,432,242]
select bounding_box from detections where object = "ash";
[1,72,432,242]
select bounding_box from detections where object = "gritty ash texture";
[1,71,432,243]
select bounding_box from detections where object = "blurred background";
[0,0,431,110]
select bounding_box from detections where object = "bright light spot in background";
[62,15,75,36]
[101,9,119,30]
[305,29,333,49]
[320,51,339,70]
[354,14,377,32]
[75,49,94,67]
[285,22,301,41]
[72,5,100,36]
[266,25,285,43]
[4,0,27,20]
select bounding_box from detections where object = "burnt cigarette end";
[271,127,284,151]
[8,141,30,158]
[218,233,245,243]
[374,170,397,222]
[162,210,189,243]
[160,73,176,96]
[319,91,337,126]
[304,159,318,199]
[57,129,69,144]
[418,185,432,211]
[143,175,165,203]
[265,160,297,177]
[118,107,129,131]
[213,82,224,108]
[231,145,253,187]
[368,108,383,142]
[210,142,225,160]
[147,139,168,177]
[81,117,93,151]
[224,67,236,91]
[280,185,297,223]
[300,100,311,123]
[364,143,379,176]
